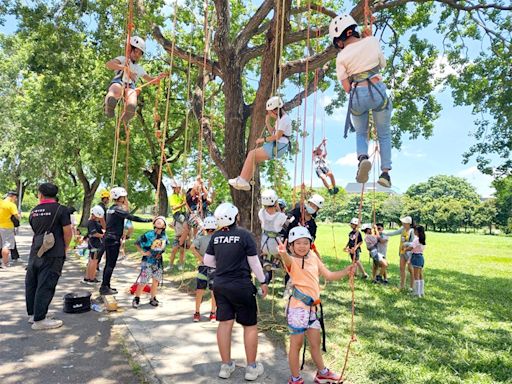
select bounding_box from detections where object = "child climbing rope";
[277,227,354,384]
[81,205,105,285]
[229,96,292,191]
[258,189,287,281]
[132,216,169,308]
[344,218,369,279]
[361,223,388,284]
[104,36,164,123]
[405,225,426,297]
[313,139,339,195]
[329,14,393,187]
[191,216,218,322]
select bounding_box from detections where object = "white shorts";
[0,229,15,250]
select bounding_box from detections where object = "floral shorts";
[287,306,321,335]
[139,261,163,284]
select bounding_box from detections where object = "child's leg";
[356,260,367,276]
[169,246,178,266]
[380,259,388,279]
[327,171,336,187]
[373,99,393,173]
[210,291,217,312]
[407,262,414,288]
[371,263,377,280]
[178,247,185,265]
[122,88,138,123]
[150,277,159,298]
[87,259,99,280]
[195,289,205,313]
[240,147,270,181]
[135,282,144,297]
[288,333,305,378]
[351,111,370,159]
[399,256,407,289]
[306,328,326,372]
[320,174,330,189]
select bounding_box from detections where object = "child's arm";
[256,129,284,145]
[106,58,124,71]
[135,243,150,256]
[319,262,355,281]
[276,239,292,269]
[190,244,203,264]
[342,78,352,93]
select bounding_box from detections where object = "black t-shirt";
[347,230,363,252]
[285,205,318,241]
[29,202,71,258]
[206,226,257,286]
[87,220,103,249]
[106,205,151,239]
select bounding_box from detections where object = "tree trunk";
[80,191,95,227]
[144,164,169,216]
[75,161,101,227]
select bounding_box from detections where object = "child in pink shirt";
[406,225,426,297]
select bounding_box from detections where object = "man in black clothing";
[25,183,72,330]
[100,187,152,295]
[204,203,268,381]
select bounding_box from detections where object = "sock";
[249,362,257,368]
[420,280,425,296]
[413,281,419,296]
[319,367,329,375]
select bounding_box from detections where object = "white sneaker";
[218,362,236,379]
[28,312,55,324]
[178,264,184,271]
[228,177,251,191]
[31,318,63,330]
[355,158,372,184]
[245,362,264,381]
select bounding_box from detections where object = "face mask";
[306,206,316,215]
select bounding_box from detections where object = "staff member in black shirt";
[25,183,72,330]
[204,203,268,381]
[100,187,152,295]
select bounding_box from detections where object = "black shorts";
[315,165,330,178]
[196,265,214,290]
[350,250,361,262]
[89,249,100,260]
[213,282,257,326]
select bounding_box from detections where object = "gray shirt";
[377,233,389,257]
[192,234,212,257]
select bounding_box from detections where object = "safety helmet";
[288,226,313,243]
[153,216,167,229]
[91,205,105,218]
[308,194,325,209]
[130,36,146,53]
[350,217,359,225]
[261,189,278,206]
[361,223,372,231]
[203,216,218,230]
[266,96,284,111]
[100,190,110,199]
[329,14,357,45]
[110,186,128,200]
[170,179,181,189]
[277,198,287,209]
[400,216,412,224]
[214,203,239,228]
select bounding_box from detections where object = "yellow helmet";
[100,190,110,199]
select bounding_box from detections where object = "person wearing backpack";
[25,183,72,330]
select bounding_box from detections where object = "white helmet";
[261,189,278,206]
[153,216,167,229]
[130,36,146,53]
[361,223,372,231]
[203,216,218,230]
[288,226,313,243]
[91,205,105,218]
[308,194,325,209]
[266,96,284,111]
[329,14,357,45]
[110,186,128,200]
[170,179,181,189]
[350,217,359,225]
[214,203,239,227]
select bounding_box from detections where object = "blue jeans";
[350,81,392,170]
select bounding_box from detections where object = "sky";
[0,6,498,198]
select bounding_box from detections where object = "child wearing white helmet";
[277,227,354,384]
[258,189,287,277]
[81,205,105,285]
[132,216,169,308]
[361,223,389,284]
[104,36,165,123]
[344,217,369,279]
[313,138,339,195]
[229,96,292,191]
[330,14,393,188]
[190,216,218,322]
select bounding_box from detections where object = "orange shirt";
[286,251,325,310]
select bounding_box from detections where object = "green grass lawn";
[124,222,512,384]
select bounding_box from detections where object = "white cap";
[308,194,325,209]
[110,187,128,200]
[214,203,239,228]
[400,216,412,224]
[361,223,372,231]
[153,216,167,229]
[129,36,146,53]
[329,14,357,44]
[91,205,105,218]
[261,189,278,206]
[350,217,359,225]
[170,179,181,188]
[288,226,313,243]
[203,216,218,230]
[266,96,284,111]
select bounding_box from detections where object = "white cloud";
[336,152,359,167]
[456,166,496,198]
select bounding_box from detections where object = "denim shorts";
[411,253,424,269]
[110,78,136,90]
[262,142,288,160]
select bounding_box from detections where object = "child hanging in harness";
[329,14,393,188]
[104,36,164,123]
[258,189,287,282]
[229,96,292,191]
[277,227,354,384]
[361,223,388,284]
[313,139,339,195]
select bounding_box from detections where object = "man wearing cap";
[0,191,20,268]
[384,216,415,290]
[25,183,72,330]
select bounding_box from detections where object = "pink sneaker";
[209,312,216,322]
[288,377,304,384]
[314,368,341,383]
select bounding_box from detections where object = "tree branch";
[280,46,337,81]
[375,0,512,12]
[235,0,275,52]
[213,0,232,54]
[152,26,223,78]
[283,66,327,110]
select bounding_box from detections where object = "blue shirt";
[135,230,169,265]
